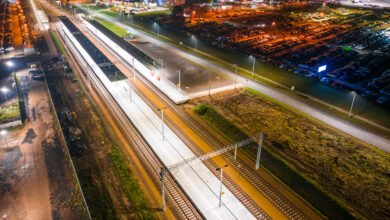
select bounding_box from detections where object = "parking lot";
[157,2,390,105]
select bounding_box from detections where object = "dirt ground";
[192,89,390,219]
[0,67,83,220]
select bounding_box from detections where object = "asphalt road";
[87,10,390,152]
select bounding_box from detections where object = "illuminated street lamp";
[191,35,197,50]
[177,69,181,91]
[154,22,160,38]
[216,164,229,207]
[250,55,256,78]
[6,60,14,74]
[0,130,9,148]
[157,107,167,140]
[348,91,356,118]
[1,87,9,101]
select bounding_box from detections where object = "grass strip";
[95,17,128,37]
[193,103,355,219]
[109,145,156,220]
[50,29,66,55]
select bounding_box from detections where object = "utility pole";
[216,164,228,207]
[157,107,167,140]
[348,91,356,118]
[256,132,263,170]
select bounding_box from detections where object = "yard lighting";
[5,60,14,75]
[0,129,9,147]
[348,91,357,118]
[153,22,160,37]
[216,164,229,207]
[5,61,14,67]
[157,107,167,140]
[250,55,256,78]
[191,35,197,50]
[1,87,9,101]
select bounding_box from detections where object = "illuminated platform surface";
[60,18,257,220]
[83,19,190,104]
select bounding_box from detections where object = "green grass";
[194,103,247,142]
[95,17,128,37]
[193,103,357,219]
[50,29,66,55]
[100,10,120,18]
[109,145,156,219]
[134,10,171,17]
[80,4,106,11]
[0,102,20,121]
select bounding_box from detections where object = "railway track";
[55,22,203,220]
[75,16,310,219]
[128,57,310,220]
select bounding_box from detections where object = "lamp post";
[157,107,167,140]
[216,164,229,207]
[0,130,9,148]
[348,91,356,118]
[250,55,255,78]
[6,60,14,74]
[154,22,160,37]
[177,69,181,91]
[1,87,9,102]
[192,35,197,50]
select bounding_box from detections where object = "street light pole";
[216,164,228,207]
[192,35,197,50]
[154,23,160,37]
[1,87,9,102]
[157,107,167,140]
[348,91,356,118]
[251,55,256,78]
